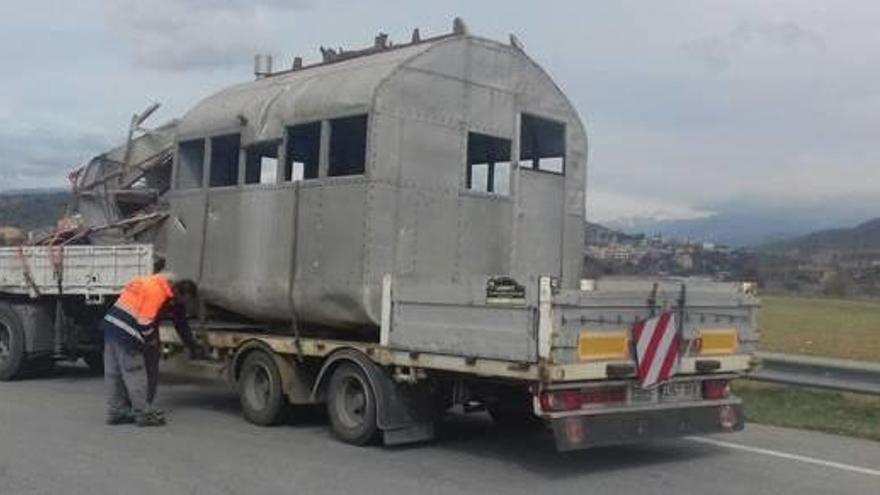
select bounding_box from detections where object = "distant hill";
[584,221,641,245]
[0,189,70,231]
[610,198,880,248]
[766,218,880,253]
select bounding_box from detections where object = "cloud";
[587,190,713,224]
[683,20,824,72]
[104,0,312,71]
[0,126,114,191]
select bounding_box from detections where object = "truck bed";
[0,244,153,299]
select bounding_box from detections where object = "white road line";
[687,436,880,477]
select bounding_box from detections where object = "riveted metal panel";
[367,112,402,183]
[375,68,467,130]
[292,181,372,328]
[415,193,459,277]
[177,42,436,144]
[513,170,565,283]
[465,84,516,138]
[166,190,207,282]
[397,119,462,191]
[199,186,295,320]
[458,194,513,275]
[466,38,518,93]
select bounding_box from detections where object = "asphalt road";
[1,364,878,495]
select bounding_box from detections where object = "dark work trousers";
[144,331,161,405]
[104,338,149,414]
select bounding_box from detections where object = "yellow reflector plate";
[578,331,629,361]
[699,328,738,355]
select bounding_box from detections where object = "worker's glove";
[188,345,209,361]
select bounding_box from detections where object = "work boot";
[135,409,166,427]
[105,407,136,425]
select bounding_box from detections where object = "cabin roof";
[177,34,457,143]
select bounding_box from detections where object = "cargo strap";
[16,246,41,297]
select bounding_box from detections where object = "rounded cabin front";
[165,30,587,335]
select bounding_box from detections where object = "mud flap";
[313,348,436,446]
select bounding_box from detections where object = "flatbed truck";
[0,244,756,450]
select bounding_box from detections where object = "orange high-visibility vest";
[115,274,174,326]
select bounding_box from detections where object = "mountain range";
[0,189,70,231]
[607,197,880,248]
[764,218,880,253]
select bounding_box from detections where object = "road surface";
[1,364,878,495]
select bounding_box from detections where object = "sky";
[0,0,877,224]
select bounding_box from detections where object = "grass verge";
[758,295,880,362]
[734,380,880,442]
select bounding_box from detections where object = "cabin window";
[520,114,565,174]
[285,122,321,181]
[466,132,511,194]
[176,139,205,190]
[329,114,368,177]
[245,141,279,185]
[209,134,241,187]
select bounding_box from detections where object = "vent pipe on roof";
[254,54,273,79]
[509,34,525,52]
[453,17,468,35]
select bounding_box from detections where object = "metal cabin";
[167,26,587,361]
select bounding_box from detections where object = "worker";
[100,272,201,427]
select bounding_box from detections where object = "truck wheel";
[326,363,378,445]
[0,302,27,381]
[239,351,287,426]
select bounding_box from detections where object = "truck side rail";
[0,244,153,300]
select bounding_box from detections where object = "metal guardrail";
[749,352,880,395]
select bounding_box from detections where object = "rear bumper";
[550,401,744,451]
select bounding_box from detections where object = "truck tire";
[326,363,378,445]
[0,302,27,381]
[239,351,288,426]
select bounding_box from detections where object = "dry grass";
[758,295,880,362]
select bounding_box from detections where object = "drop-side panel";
[390,299,536,362]
[551,279,759,365]
[0,245,153,296]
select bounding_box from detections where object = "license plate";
[631,387,657,404]
[660,381,699,402]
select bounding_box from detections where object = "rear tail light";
[582,387,627,405]
[703,379,731,399]
[539,387,627,412]
[540,390,583,412]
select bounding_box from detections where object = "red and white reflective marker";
[632,310,680,388]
